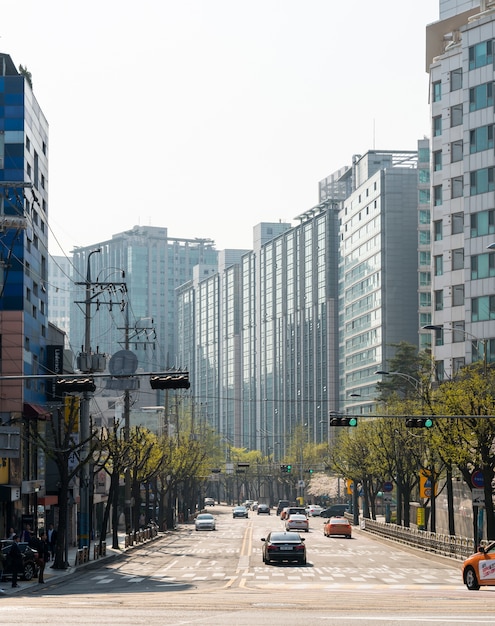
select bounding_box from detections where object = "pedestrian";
[20,523,32,543]
[0,541,5,592]
[30,531,49,584]
[9,534,23,588]
[47,523,57,561]
[7,527,15,539]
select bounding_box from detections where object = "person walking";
[20,523,32,543]
[0,541,5,593]
[30,531,49,583]
[9,534,23,588]
[47,523,57,561]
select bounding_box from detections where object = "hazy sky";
[2,1,439,256]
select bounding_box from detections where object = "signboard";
[298,480,305,488]
[347,479,354,495]
[417,506,426,529]
[383,481,393,493]
[472,488,485,507]
[420,469,438,498]
[471,470,484,488]
[382,493,393,503]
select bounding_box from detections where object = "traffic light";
[307,468,314,474]
[405,417,433,428]
[329,416,358,427]
[56,377,96,393]
[280,464,292,473]
[149,372,190,390]
[286,464,292,473]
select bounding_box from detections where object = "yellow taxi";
[462,541,495,590]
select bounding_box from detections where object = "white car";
[307,505,324,517]
[195,513,216,531]
[286,514,309,532]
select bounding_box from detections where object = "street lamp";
[375,370,421,392]
[422,324,488,376]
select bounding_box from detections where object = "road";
[2,504,495,625]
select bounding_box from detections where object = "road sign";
[471,470,484,488]
[383,481,393,493]
[383,493,393,503]
[298,480,305,488]
[472,488,485,507]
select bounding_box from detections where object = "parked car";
[323,516,352,538]
[276,500,290,516]
[0,540,39,581]
[462,541,495,590]
[232,506,249,518]
[286,514,309,532]
[195,513,216,531]
[257,504,270,515]
[320,503,350,518]
[261,531,306,565]
[204,497,215,506]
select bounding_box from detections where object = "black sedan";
[1,540,39,581]
[261,531,306,565]
[257,504,270,515]
[232,506,249,518]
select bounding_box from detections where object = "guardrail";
[75,526,159,567]
[357,516,475,560]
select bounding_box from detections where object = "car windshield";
[270,532,301,542]
[197,514,213,520]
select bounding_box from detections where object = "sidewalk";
[0,530,164,596]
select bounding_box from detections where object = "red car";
[323,516,352,538]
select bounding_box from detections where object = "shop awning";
[23,403,51,420]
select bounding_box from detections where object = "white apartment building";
[426,0,495,377]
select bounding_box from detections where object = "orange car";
[323,516,352,538]
[462,541,495,590]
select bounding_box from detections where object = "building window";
[452,212,464,234]
[419,147,430,162]
[420,292,431,307]
[452,321,465,343]
[433,115,442,137]
[471,252,495,279]
[433,150,442,171]
[472,295,495,321]
[469,82,493,112]
[469,40,493,69]
[451,176,463,198]
[453,357,465,373]
[433,80,442,102]
[419,189,430,204]
[419,230,430,245]
[471,209,495,237]
[470,167,495,195]
[434,185,443,206]
[450,103,463,127]
[434,255,443,276]
[420,312,432,327]
[450,67,462,90]
[419,168,430,184]
[470,125,494,153]
[419,209,430,224]
[435,360,445,382]
[451,140,463,163]
[434,219,443,241]
[452,248,464,270]
[419,251,431,266]
[434,289,443,311]
[452,284,464,306]
[419,271,431,287]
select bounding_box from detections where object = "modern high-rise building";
[48,255,73,345]
[425,0,495,377]
[0,53,50,536]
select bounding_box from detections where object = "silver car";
[195,513,216,531]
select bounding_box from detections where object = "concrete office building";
[70,226,218,398]
[425,0,495,377]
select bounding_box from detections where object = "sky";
[2,0,440,257]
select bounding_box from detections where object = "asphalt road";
[1,505,495,625]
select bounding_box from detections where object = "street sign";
[298,480,305,488]
[471,470,484,488]
[383,493,393,503]
[383,481,393,493]
[472,488,485,507]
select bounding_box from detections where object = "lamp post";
[422,324,488,376]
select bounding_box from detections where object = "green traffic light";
[349,417,358,427]
[425,418,433,428]
[287,465,292,473]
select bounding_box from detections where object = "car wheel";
[464,566,480,590]
[23,561,35,581]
